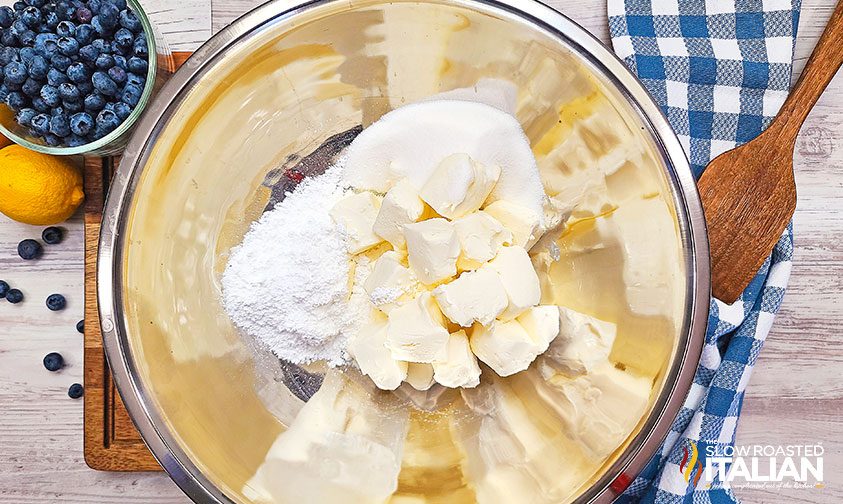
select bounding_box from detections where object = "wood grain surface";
[0,0,840,502]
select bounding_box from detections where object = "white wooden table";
[0,0,839,502]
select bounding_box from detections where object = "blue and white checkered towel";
[607,1,799,502]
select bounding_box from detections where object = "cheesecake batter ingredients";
[221,162,366,366]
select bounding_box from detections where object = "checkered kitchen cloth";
[607,0,799,502]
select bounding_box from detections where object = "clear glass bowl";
[0,0,175,156]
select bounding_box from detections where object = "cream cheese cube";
[419,153,501,219]
[453,211,512,270]
[432,269,507,327]
[470,320,543,377]
[372,179,427,250]
[482,246,541,320]
[405,363,436,391]
[543,307,616,376]
[483,200,541,248]
[348,319,408,390]
[403,218,460,285]
[330,192,384,254]
[386,292,449,363]
[516,305,561,351]
[364,251,418,312]
[433,330,482,388]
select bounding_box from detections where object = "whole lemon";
[0,145,85,225]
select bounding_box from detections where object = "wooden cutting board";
[83,52,191,472]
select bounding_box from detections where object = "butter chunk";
[483,200,541,248]
[405,363,435,391]
[372,179,427,249]
[543,307,616,376]
[386,292,449,363]
[482,246,541,320]
[403,218,460,285]
[432,269,507,327]
[420,153,501,219]
[364,251,418,313]
[516,305,560,351]
[330,192,384,254]
[470,320,543,377]
[453,211,512,270]
[433,330,481,388]
[348,319,408,390]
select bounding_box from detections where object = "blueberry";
[69,111,92,134]
[113,0,126,10]
[6,288,24,303]
[18,239,42,259]
[25,0,46,6]
[112,54,125,69]
[49,113,70,136]
[43,132,61,145]
[50,53,72,70]
[63,99,82,113]
[1,29,17,47]
[95,53,113,69]
[39,84,60,106]
[118,9,139,32]
[31,97,49,112]
[75,6,91,23]
[16,107,37,126]
[43,352,64,371]
[57,81,79,101]
[11,18,27,36]
[57,36,79,56]
[91,71,116,95]
[42,226,63,244]
[98,2,118,28]
[83,92,104,111]
[0,280,9,298]
[68,383,84,399]
[22,77,41,96]
[34,33,58,57]
[50,105,63,116]
[5,91,27,110]
[95,107,118,133]
[0,84,8,101]
[74,22,93,44]
[28,55,48,79]
[0,46,18,65]
[13,1,25,12]
[46,293,66,310]
[109,26,131,49]
[19,46,35,62]
[21,6,42,28]
[66,133,85,146]
[132,33,147,57]
[90,14,105,35]
[76,319,84,333]
[76,79,92,94]
[125,71,143,87]
[63,63,85,84]
[4,61,27,84]
[0,6,13,29]
[126,55,146,75]
[46,67,68,86]
[19,29,35,46]
[44,10,60,28]
[56,19,75,36]
[106,65,124,84]
[77,44,98,62]
[87,0,101,12]
[55,1,74,21]
[112,100,130,119]
[91,38,109,53]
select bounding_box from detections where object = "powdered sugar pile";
[221,161,368,366]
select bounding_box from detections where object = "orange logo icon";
[679,442,704,488]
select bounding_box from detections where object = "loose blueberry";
[112,100,130,120]
[121,82,141,107]
[65,61,88,82]
[113,0,127,10]
[132,33,146,57]
[75,6,92,24]
[90,15,105,35]
[39,84,60,106]
[106,65,124,84]
[43,352,64,371]
[83,92,104,111]
[87,0,102,13]
[0,46,18,65]
[69,111,92,135]
[6,288,23,303]
[43,133,61,146]
[57,36,79,55]
[112,26,132,50]
[22,77,42,96]
[98,2,118,29]
[91,71,116,95]
[111,54,125,69]
[30,112,49,133]
[15,106,36,126]
[0,6,13,29]
[55,19,75,36]
[5,90,27,110]
[95,107,118,132]
[44,10,59,28]
[77,43,98,62]
[48,113,70,136]
[90,38,109,53]
[18,238,42,259]
[63,99,82,113]
[74,22,93,44]
[46,67,68,86]
[126,55,145,75]
[0,280,9,298]
[76,79,92,94]
[42,226,63,244]
[18,29,35,46]
[118,9,139,32]
[50,53,72,70]
[20,6,41,28]
[66,133,85,146]
[68,383,84,399]
[4,61,27,84]
[76,319,83,333]
[12,2,26,12]
[46,293,66,311]
[18,46,35,62]
[1,29,17,47]
[55,1,74,21]
[0,84,9,101]
[57,81,79,101]
[94,53,113,69]
[124,71,142,87]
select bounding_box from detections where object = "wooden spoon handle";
[768,0,843,141]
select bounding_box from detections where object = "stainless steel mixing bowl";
[98,0,709,502]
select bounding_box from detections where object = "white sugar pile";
[221,161,368,366]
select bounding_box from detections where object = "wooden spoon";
[698,0,843,303]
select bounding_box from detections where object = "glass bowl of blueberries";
[0,0,175,155]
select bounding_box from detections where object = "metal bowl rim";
[97,0,710,502]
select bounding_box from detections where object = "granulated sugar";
[221,161,368,366]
